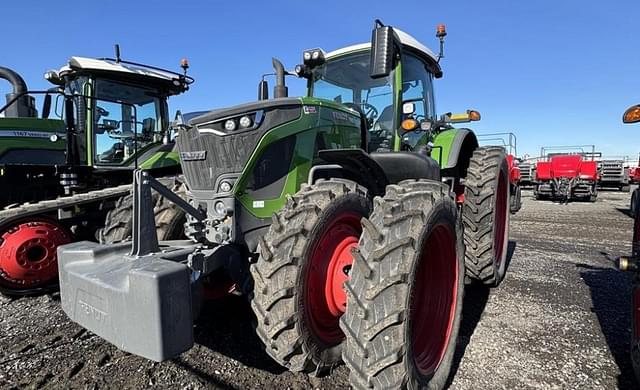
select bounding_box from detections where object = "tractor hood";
[550,155,582,177]
[177,98,302,192]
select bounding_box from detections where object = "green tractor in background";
[0,50,191,295]
[58,21,510,389]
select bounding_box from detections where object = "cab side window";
[400,55,436,149]
[401,55,435,121]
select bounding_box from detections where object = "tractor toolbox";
[57,241,194,362]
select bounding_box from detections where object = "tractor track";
[0,188,637,389]
[0,184,132,227]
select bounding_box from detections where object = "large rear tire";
[341,180,464,390]
[250,178,370,374]
[462,146,510,286]
[99,177,186,243]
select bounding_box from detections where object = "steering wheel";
[360,102,378,122]
[343,102,379,129]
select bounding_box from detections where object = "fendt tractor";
[58,21,511,389]
[477,132,522,213]
[617,103,640,384]
[0,51,191,295]
[534,145,600,202]
[597,156,630,192]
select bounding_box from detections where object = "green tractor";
[0,50,191,295]
[58,21,510,389]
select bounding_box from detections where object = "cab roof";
[59,56,191,95]
[325,29,442,78]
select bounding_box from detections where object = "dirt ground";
[0,188,637,389]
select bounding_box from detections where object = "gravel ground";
[0,188,636,389]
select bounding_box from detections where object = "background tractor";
[617,103,640,385]
[597,156,630,192]
[57,21,511,389]
[534,145,600,202]
[477,132,522,213]
[0,51,191,295]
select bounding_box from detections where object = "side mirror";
[42,94,52,119]
[258,80,269,100]
[623,105,640,124]
[447,109,481,124]
[370,21,396,79]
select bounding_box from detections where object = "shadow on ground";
[616,207,634,219]
[578,262,637,389]
[447,240,517,386]
[192,296,285,375]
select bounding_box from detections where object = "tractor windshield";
[311,51,394,150]
[93,79,163,165]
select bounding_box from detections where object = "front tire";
[99,177,186,243]
[462,146,510,286]
[341,180,464,390]
[250,178,370,374]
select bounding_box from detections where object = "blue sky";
[2,0,639,159]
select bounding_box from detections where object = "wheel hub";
[0,220,71,287]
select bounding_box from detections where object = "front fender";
[432,128,479,171]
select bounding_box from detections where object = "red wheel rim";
[306,212,361,345]
[0,220,71,288]
[411,223,458,376]
[494,170,508,267]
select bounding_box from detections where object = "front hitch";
[58,169,211,362]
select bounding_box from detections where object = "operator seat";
[142,118,156,139]
[371,105,394,151]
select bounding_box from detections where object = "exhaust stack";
[271,58,288,98]
[0,66,36,117]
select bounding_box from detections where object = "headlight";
[219,181,232,192]
[224,119,237,131]
[239,115,252,128]
[214,201,227,215]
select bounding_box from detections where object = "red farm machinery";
[534,145,600,202]
[597,155,630,192]
[477,132,522,213]
[629,153,640,186]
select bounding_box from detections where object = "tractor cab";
[0,52,192,206]
[46,54,193,168]
[302,28,441,153]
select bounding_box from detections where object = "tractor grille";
[599,160,624,180]
[519,162,534,182]
[177,100,300,191]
